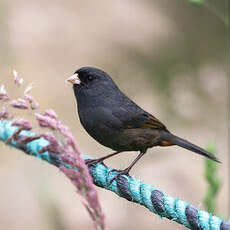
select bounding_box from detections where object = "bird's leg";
[85,151,122,167]
[109,150,147,184]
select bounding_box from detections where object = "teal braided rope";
[0,120,229,230]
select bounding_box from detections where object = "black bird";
[67,67,219,183]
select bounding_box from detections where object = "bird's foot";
[85,158,105,167]
[108,168,130,185]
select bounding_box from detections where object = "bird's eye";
[87,75,94,81]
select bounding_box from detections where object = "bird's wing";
[138,113,167,130]
[112,104,167,131]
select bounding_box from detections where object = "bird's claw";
[108,168,130,185]
[85,159,105,167]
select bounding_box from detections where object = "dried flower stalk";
[0,71,105,230]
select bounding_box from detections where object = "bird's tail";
[159,131,220,163]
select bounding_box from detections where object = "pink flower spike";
[39,133,61,154]
[43,109,58,119]
[0,85,6,94]
[60,153,74,165]
[24,94,39,110]
[6,119,32,144]
[24,83,34,95]
[60,127,77,148]
[13,70,23,86]
[10,98,29,109]
[0,107,9,119]
[0,85,10,101]
[60,166,84,192]
[35,113,58,130]
[31,100,39,110]
[12,118,32,130]
[40,132,58,144]
[17,135,40,145]
[35,109,105,229]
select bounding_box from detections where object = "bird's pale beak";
[66,73,81,85]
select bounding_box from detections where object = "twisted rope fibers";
[0,120,229,230]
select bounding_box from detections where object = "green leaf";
[203,142,222,214]
[188,0,205,4]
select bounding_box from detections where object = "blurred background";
[0,0,228,229]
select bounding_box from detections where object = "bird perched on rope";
[66,66,220,183]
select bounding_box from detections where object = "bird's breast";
[77,105,122,148]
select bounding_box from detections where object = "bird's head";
[66,66,119,103]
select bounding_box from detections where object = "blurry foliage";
[188,0,204,4]
[203,142,221,214]
[186,0,229,25]
[113,0,228,122]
